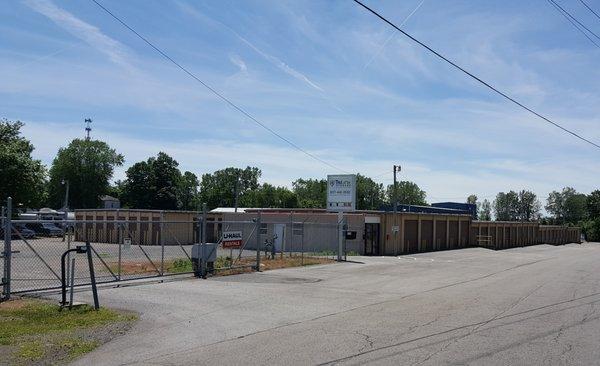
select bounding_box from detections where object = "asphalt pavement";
[50,242,600,365]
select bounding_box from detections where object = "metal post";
[393,165,397,213]
[255,211,261,271]
[160,211,165,275]
[65,211,72,288]
[69,258,75,309]
[201,203,207,279]
[289,212,293,257]
[3,198,12,300]
[301,222,304,266]
[117,221,122,281]
[85,241,100,310]
[337,212,343,262]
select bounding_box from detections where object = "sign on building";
[327,174,356,212]
[222,231,243,249]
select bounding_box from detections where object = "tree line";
[2,119,599,241]
[0,119,425,211]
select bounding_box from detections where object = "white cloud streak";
[363,0,426,70]
[229,54,247,73]
[23,0,132,69]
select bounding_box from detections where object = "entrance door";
[364,223,380,255]
[273,224,285,253]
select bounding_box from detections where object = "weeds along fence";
[1,208,351,297]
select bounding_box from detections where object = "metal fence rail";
[1,201,351,298]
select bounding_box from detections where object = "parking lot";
[7,236,258,292]
[41,242,600,365]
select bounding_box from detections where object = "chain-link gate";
[1,199,351,298]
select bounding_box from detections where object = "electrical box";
[192,243,217,262]
[191,243,217,277]
[345,231,357,240]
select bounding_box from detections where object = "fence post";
[3,198,12,300]
[255,211,261,271]
[337,212,343,262]
[201,203,207,279]
[160,211,165,276]
[289,212,293,257]
[117,220,122,281]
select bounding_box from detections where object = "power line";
[352,0,600,151]
[578,0,600,22]
[90,0,349,174]
[548,0,600,48]
[363,0,426,70]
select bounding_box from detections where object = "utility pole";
[393,165,401,213]
[233,174,240,213]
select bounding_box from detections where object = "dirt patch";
[111,255,335,277]
[0,299,30,311]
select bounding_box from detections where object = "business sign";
[222,231,243,249]
[327,174,356,212]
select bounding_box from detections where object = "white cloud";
[229,54,247,73]
[23,0,132,69]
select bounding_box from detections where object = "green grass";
[0,299,137,364]
[0,302,133,344]
[61,338,100,358]
[169,258,192,273]
[166,256,233,274]
[16,340,45,361]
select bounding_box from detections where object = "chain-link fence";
[1,197,359,299]
[1,209,353,297]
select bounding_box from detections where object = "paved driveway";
[58,243,600,365]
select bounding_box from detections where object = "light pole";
[393,165,401,213]
[61,179,70,211]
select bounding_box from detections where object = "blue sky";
[1,0,599,203]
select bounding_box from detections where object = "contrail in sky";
[362,0,426,70]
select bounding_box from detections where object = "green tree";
[493,191,519,221]
[120,160,153,209]
[241,183,298,208]
[179,171,199,210]
[356,174,385,210]
[587,190,600,219]
[121,152,183,210]
[517,190,541,221]
[385,181,427,206]
[199,167,261,209]
[152,153,182,210]
[467,195,478,205]
[479,199,492,220]
[545,187,588,224]
[581,218,600,242]
[0,119,47,208]
[468,194,479,219]
[292,178,327,208]
[48,138,123,209]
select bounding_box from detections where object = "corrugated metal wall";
[73,209,582,254]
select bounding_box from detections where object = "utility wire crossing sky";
[1,0,599,202]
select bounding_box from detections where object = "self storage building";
[74,208,581,255]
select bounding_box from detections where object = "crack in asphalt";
[355,331,374,353]
[130,258,553,365]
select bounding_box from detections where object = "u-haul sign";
[222,231,243,249]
